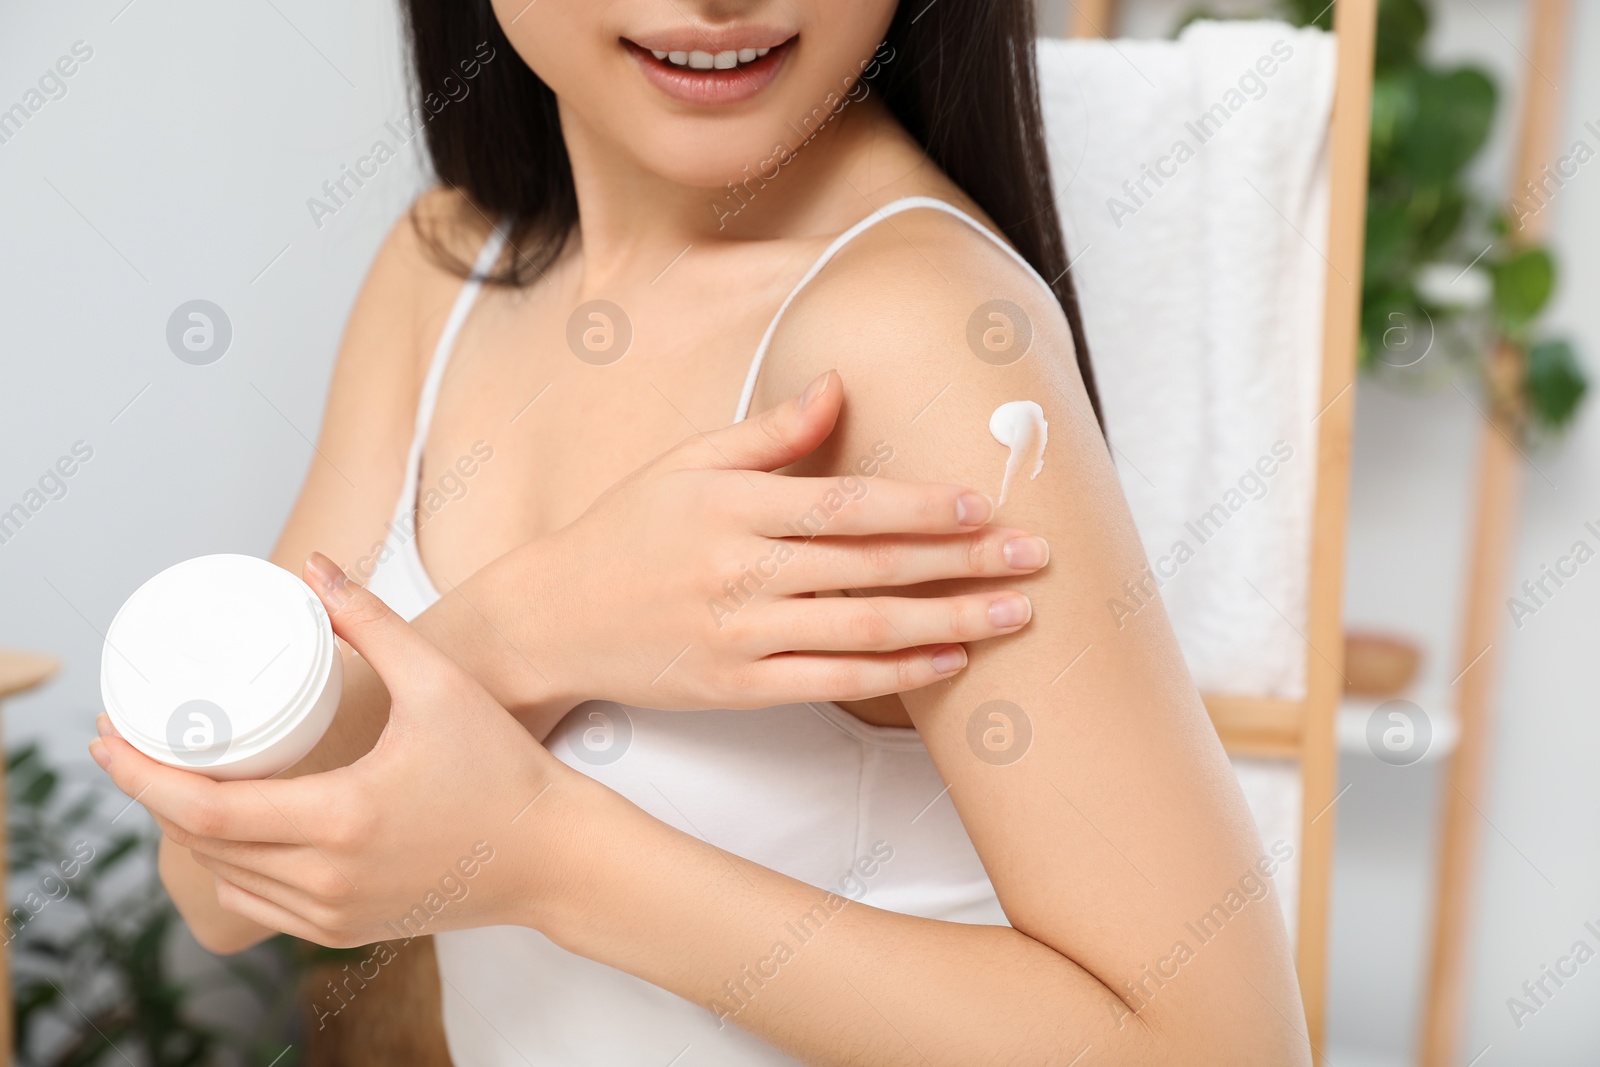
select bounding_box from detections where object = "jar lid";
[101,554,335,765]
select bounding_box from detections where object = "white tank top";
[365,197,1055,1066]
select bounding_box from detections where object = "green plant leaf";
[17,936,73,959]
[20,768,59,807]
[1525,338,1588,431]
[8,742,41,774]
[1398,67,1496,183]
[1364,197,1414,285]
[1412,184,1468,256]
[61,793,101,828]
[1367,73,1412,174]
[1493,246,1556,329]
[13,979,60,1052]
[95,833,145,875]
[1361,291,1434,370]
[1279,0,1335,29]
[1375,0,1430,70]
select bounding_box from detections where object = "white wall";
[4,0,1598,1063]
[1,0,417,751]
[1455,1,1600,1059]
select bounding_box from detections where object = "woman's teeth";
[649,47,772,70]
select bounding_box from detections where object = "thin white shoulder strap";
[402,218,512,497]
[732,196,1056,422]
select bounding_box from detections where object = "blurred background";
[2,0,1596,1063]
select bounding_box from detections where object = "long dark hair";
[401,0,1101,424]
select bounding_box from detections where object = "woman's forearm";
[529,784,1288,1066]
[158,836,274,954]
[399,541,578,739]
[309,543,577,760]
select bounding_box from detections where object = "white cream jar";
[100,554,342,780]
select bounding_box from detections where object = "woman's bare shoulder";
[405,186,504,285]
[317,187,499,426]
[753,204,1099,498]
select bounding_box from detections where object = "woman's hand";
[491,370,1051,716]
[91,556,579,948]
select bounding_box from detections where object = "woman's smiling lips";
[623,32,796,106]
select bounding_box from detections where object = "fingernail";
[1002,536,1050,569]
[88,739,111,770]
[306,551,348,593]
[931,645,967,674]
[96,713,114,738]
[956,492,993,526]
[988,594,1032,629]
[798,371,831,411]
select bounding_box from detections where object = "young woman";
[91,0,1310,1062]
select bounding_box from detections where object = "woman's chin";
[620,139,799,199]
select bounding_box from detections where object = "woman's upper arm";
[270,190,489,575]
[755,216,1304,1040]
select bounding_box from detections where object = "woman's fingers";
[744,473,994,537]
[743,592,1032,655]
[783,528,1050,591]
[209,874,337,945]
[153,813,315,879]
[742,646,969,706]
[89,735,317,844]
[677,370,842,473]
[190,849,342,924]
[302,551,465,702]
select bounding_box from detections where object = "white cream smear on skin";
[989,400,1049,506]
